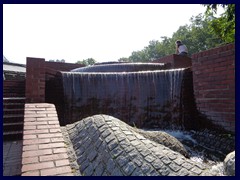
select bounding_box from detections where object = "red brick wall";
[25,57,85,103]
[191,43,235,133]
[45,61,84,80]
[3,80,25,97]
[153,54,192,68]
[26,58,45,103]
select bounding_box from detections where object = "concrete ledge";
[21,103,74,176]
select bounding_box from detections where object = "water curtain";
[61,67,186,129]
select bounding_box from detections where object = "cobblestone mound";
[130,128,190,158]
[66,115,219,176]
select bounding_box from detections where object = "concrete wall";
[191,43,235,133]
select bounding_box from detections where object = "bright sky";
[3,4,223,64]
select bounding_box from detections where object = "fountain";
[60,63,188,128]
[53,62,235,176]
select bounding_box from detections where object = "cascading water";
[61,67,186,128]
[71,63,166,72]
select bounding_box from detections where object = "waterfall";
[61,68,186,129]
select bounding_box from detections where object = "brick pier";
[21,103,73,176]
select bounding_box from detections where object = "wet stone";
[141,163,151,174]
[107,158,116,173]
[131,167,145,176]
[110,146,123,158]
[173,158,185,166]
[99,125,107,133]
[182,162,194,170]
[158,166,170,176]
[132,157,143,167]
[101,129,112,138]
[95,118,105,128]
[83,163,94,176]
[149,169,159,176]
[128,150,138,159]
[130,140,141,146]
[124,146,135,153]
[191,166,202,175]
[94,138,103,149]
[169,162,181,172]
[140,149,151,157]
[79,158,89,172]
[177,168,190,176]
[161,156,171,165]
[123,162,136,176]
[93,163,104,176]
[167,152,178,160]
[111,167,124,176]
[116,134,126,142]
[88,149,98,162]
[116,155,129,167]
[152,159,164,170]
[105,134,115,144]
[145,155,155,163]
[127,135,137,141]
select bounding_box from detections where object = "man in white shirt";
[175,40,188,56]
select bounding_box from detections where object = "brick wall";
[25,58,45,103]
[191,43,235,133]
[22,103,73,176]
[25,57,85,103]
[3,80,25,97]
[45,61,85,80]
[152,54,192,68]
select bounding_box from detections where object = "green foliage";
[117,4,235,63]
[76,58,96,66]
[203,4,235,43]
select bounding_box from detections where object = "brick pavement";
[3,140,23,176]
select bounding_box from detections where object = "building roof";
[3,62,26,73]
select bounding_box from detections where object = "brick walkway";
[21,103,74,176]
[3,140,23,176]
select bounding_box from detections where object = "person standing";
[175,40,188,56]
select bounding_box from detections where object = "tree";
[118,57,129,62]
[203,4,235,43]
[76,58,96,66]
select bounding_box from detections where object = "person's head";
[175,40,182,46]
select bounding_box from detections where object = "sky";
[3,4,224,64]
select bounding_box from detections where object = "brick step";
[3,103,25,109]
[3,94,25,98]
[3,131,23,141]
[3,122,24,132]
[3,109,25,115]
[3,114,24,123]
[3,97,26,101]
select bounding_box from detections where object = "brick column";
[25,57,45,103]
[152,54,192,68]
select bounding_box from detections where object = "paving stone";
[123,162,136,176]
[65,114,222,177]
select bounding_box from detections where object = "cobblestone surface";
[66,115,220,176]
[130,127,190,158]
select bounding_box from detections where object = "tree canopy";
[118,4,234,63]
[76,58,96,66]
